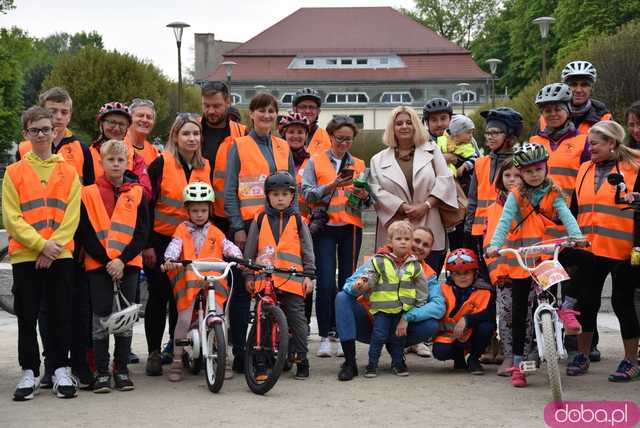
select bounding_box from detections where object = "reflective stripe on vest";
[212,121,246,217]
[575,161,638,260]
[6,159,77,256]
[170,222,228,312]
[235,135,290,221]
[310,151,365,228]
[153,151,211,236]
[19,138,86,183]
[434,283,491,344]
[91,144,135,179]
[368,255,420,315]
[82,184,143,270]
[471,156,497,236]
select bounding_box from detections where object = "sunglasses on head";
[200,80,229,94]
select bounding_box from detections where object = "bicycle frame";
[253,273,281,354]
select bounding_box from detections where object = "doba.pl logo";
[544,401,640,427]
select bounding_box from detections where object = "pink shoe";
[558,308,582,335]
[507,366,527,387]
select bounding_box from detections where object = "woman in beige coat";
[369,105,456,273]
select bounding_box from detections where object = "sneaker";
[145,351,163,376]
[364,363,377,378]
[467,358,485,375]
[114,371,135,391]
[509,366,527,387]
[335,342,344,357]
[53,367,78,399]
[93,373,111,393]
[128,352,140,364]
[338,362,358,381]
[316,337,332,358]
[39,370,54,390]
[589,346,602,362]
[295,359,310,379]
[558,308,582,335]
[72,366,95,390]
[160,342,174,365]
[566,353,590,376]
[608,359,640,382]
[414,342,432,358]
[13,370,39,401]
[391,360,409,376]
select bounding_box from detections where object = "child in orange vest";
[433,249,495,375]
[486,143,583,387]
[243,172,315,379]
[162,182,242,382]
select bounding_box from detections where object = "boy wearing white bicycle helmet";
[77,140,149,393]
[162,182,242,382]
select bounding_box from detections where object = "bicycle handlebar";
[497,237,585,272]
[224,256,316,280]
[173,259,236,282]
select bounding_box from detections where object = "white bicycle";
[172,259,235,393]
[499,236,585,403]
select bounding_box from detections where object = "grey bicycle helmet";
[183,182,215,204]
[513,143,549,168]
[292,88,322,108]
[535,83,572,106]
[561,60,597,83]
[264,171,296,194]
[480,107,524,137]
[422,97,453,122]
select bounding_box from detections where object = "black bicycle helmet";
[264,171,296,194]
[480,107,524,137]
[513,143,549,168]
[422,98,453,122]
[292,88,322,108]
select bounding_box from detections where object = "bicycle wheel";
[244,303,289,395]
[541,311,563,402]
[182,342,202,375]
[204,322,226,393]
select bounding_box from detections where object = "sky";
[2,0,415,80]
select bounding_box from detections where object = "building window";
[289,55,405,69]
[438,89,447,96]
[305,59,314,66]
[356,58,368,65]
[452,90,477,103]
[325,92,369,104]
[380,92,413,104]
[280,93,295,104]
[231,93,242,104]
[379,57,389,65]
[326,58,338,65]
[341,58,353,65]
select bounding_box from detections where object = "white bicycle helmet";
[183,182,214,204]
[101,282,141,335]
[561,61,597,83]
[535,83,572,106]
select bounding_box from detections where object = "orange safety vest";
[308,127,332,156]
[538,112,612,136]
[90,144,135,178]
[434,283,491,344]
[310,151,366,228]
[6,159,76,256]
[170,222,229,312]
[81,184,143,270]
[153,151,211,236]
[19,137,86,183]
[235,135,290,221]
[125,134,159,166]
[471,156,497,236]
[529,134,588,200]
[575,161,638,260]
[296,158,310,222]
[211,120,246,217]
[483,201,509,284]
[255,213,305,296]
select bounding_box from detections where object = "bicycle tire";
[205,321,226,393]
[244,303,289,395]
[541,311,563,402]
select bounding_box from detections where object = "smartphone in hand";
[339,168,354,179]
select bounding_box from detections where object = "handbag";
[438,179,468,230]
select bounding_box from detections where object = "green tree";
[1,0,15,13]
[0,44,24,152]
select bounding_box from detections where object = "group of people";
[4,59,640,402]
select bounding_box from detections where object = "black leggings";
[510,278,533,357]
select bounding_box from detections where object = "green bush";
[350,130,385,164]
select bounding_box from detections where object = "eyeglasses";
[26,126,53,136]
[103,119,129,130]
[447,253,474,264]
[200,81,229,95]
[484,131,505,138]
[334,136,354,143]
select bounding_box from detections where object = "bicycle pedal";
[175,339,192,347]
[519,360,537,373]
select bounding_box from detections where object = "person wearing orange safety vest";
[302,115,371,357]
[243,172,316,379]
[565,121,640,382]
[125,98,160,166]
[4,106,81,401]
[432,249,495,376]
[198,81,247,232]
[292,88,332,155]
[161,182,243,382]
[143,113,211,376]
[76,139,148,393]
[533,61,611,136]
[223,93,297,373]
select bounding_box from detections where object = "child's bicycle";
[170,259,235,393]
[226,256,314,395]
[499,236,586,403]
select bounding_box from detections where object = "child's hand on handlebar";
[161,260,181,272]
[624,192,640,203]
[485,246,499,258]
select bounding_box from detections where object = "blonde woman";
[142,113,211,376]
[369,106,457,274]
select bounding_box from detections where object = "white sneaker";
[335,341,344,357]
[53,367,78,399]
[13,370,39,401]
[317,337,332,357]
[415,342,432,358]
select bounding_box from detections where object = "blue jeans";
[369,313,403,366]
[314,225,362,337]
[335,291,439,347]
[432,320,495,361]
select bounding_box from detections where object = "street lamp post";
[533,17,555,80]
[457,82,471,114]
[486,58,502,108]
[167,21,190,112]
[221,61,237,101]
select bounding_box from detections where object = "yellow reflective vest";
[369,254,422,315]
